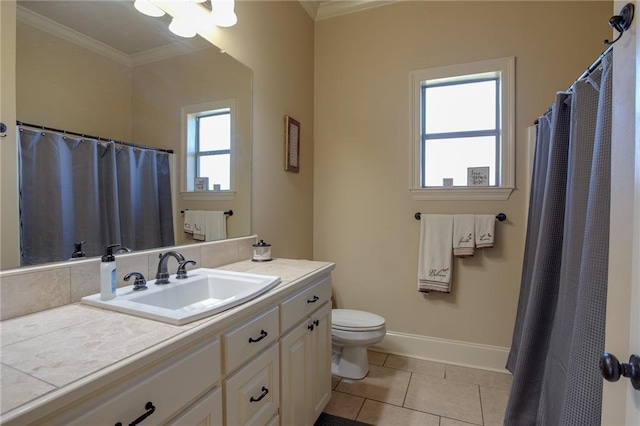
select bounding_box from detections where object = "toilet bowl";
[331,309,386,380]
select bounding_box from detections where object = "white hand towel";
[191,210,206,241]
[475,215,495,248]
[183,210,195,234]
[204,211,227,242]
[453,214,475,257]
[418,214,454,294]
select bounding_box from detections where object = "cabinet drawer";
[166,386,222,426]
[224,344,280,426]
[223,306,279,373]
[69,339,220,425]
[280,275,332,333]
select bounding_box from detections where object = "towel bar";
[414,212,507,221]
[181,209,233,216]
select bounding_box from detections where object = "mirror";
[7,0,252,269]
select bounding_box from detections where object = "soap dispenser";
[100,244,120,301]
[70,241,86,260]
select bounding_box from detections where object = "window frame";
[180,99,236,200]
[410,57,515,201]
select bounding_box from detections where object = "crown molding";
[16,5,210,68]
[300,0,397,21]
[298,1,320,20]
[17,5,132,66]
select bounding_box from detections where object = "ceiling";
[16,0,211,65]
[299,0,397,21]
[16,0,397,58]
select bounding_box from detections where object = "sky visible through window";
[198,113,231,190]
[423,79,497,186]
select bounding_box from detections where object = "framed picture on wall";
[285,115,300,173]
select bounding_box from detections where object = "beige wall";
[16,22,132,140]
[204,1,316,260]
[0,1,19,269]
[313,1,611,348]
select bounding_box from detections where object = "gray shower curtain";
[505,51,612,425]
[19,128,175,265]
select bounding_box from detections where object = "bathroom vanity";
[0,258,334,426]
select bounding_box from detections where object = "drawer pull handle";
[313,319,319,326]
[114,401,155,426]
[248,329,268,343]
[307,295,319,303]
[308,323,314,331]
[250,386,269,402]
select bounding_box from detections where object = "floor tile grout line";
[401,371,412,408]
[354,397,367,422]
[478,384,485,426]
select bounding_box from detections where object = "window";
[181,99,236,199]
[411,57,515,200]
[196,111,231,190]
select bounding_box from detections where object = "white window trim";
[180,99,236,200]
[410,57,515,201]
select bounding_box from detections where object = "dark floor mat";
[314,412,373,426]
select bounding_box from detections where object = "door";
[280,320,310,426]
[309,303,332,423]
[602,1,640,424]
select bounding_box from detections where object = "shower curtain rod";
[16,121,174,154]
[567,44,613,91]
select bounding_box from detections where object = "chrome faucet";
[155,251,185,284]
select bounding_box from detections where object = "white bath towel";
[453,214,475,257]
[190,210,206,241]
[475,215,495,248]
[418,214,454,294]
[204,211,227,241]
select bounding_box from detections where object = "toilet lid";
[332,309,385,332]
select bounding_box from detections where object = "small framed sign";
[194,177,209,191]
[285,115,300,173]
[467,167,490,187]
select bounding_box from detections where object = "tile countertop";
[0,258,335,423]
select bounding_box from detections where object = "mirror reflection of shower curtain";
[18,128,175,266]
[504,51,612,425]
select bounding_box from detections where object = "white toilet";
[331,309,386,379]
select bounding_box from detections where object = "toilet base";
[331,344,370,380]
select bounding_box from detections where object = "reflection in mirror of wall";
[4,0,252,270]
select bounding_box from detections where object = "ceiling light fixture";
[169,17,197,38]
[134,0,165,17]
[211,0,237,28]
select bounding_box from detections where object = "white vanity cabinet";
[59,338,221,426]
[166,387,223,425]
[2,264,336,426]
[279,276,333,426]
[224,343,280,425]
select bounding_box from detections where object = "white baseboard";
[370,331,511,373]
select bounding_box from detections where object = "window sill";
[410,187,514,201]
[181,191,235,201]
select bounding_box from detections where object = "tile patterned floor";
[324,350,512,426]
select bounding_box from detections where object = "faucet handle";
[124,272,147,291]
[176,260,197,279]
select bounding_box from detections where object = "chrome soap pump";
[252,240,272,262]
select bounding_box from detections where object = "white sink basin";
[81,268,281,325]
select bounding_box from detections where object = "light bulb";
[211,0,237,27]
[134,0,165,17]
[169,17,197,38]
